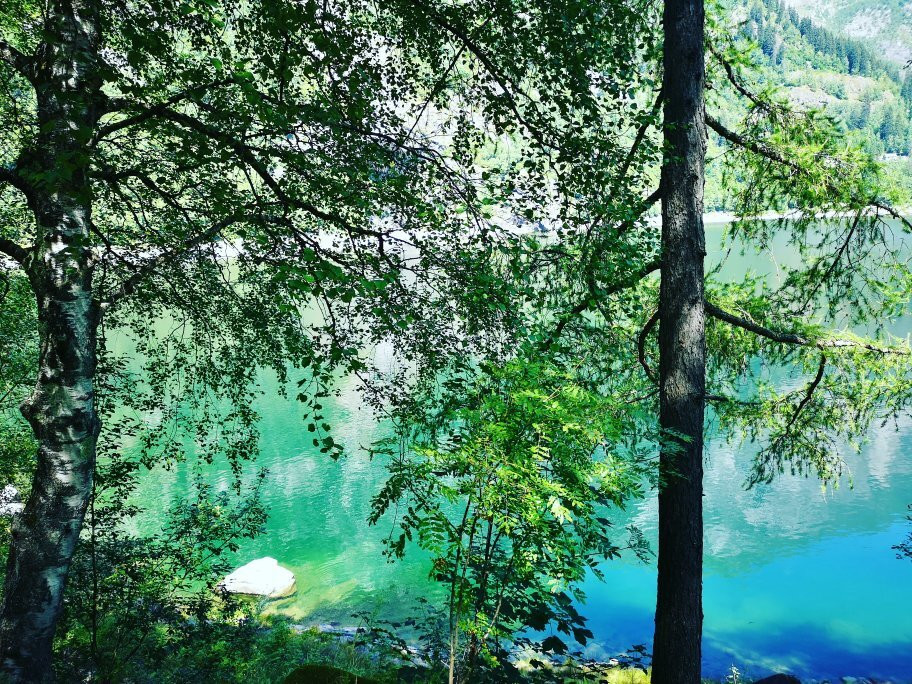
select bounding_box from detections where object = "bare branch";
[617,87,664,183]
[641,185,663,211]
[785,353,826,432]
[637,309,659,383]
[799,211,862,310]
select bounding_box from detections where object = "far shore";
[701,206,912,225]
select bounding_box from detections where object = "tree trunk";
[0,2,103,680]
[651,0,706,682]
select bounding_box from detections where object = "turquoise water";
[127,222,912,681]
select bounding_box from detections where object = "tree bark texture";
[652,0,707,682]
[0,1,103,680]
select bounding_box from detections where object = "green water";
[125,222,912,681]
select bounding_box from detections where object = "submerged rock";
[219,557,296,598]
[0,485,23,516]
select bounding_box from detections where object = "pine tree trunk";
[0,2,102,680]
[651,0,706,682]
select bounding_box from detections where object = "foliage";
[896,505,912,562]
[0,270,36,574]
[55,460,267,681]
[371,359,650,681]
[743,0,897,80]
[0,270,35,488]
[57,610,408,684]
[1,0,662,412]
[52,443,411,683]
[362,6,912,678]
[1,0,910,680]
[694,27,912,486]
[0,0,662,672]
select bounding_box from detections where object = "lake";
[127,220,912,681]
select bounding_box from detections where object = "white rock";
[0,502,24,516]
[219,557,296,598]
[0,485,23,516]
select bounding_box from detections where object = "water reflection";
[124,219,912,680]
[128,363,912,679]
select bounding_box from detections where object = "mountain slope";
[732,0,912,156]
[783,0,912,64]
[703,0,912,210]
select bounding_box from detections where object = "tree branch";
[542,298,590,351]
[99,215,240,311]
[785,353,826,431]
[95,78,238,141]
[403,0,553,151]
[637,309,659,383]
[708,44,782,116]
[799,211,862,310]
[0,167,38,207]
[705,300,910,355]
[617,87,664,183]
[147,107,384,238]
[706,113,791,169]
[541,179,663,351]
[705,300,806,345]
[0,39,34,81]
[0,237,28,264]
[540,256,661,351]
[708,48,906,227]
[706,114,912,233]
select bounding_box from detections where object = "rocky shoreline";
[220,559,909,684]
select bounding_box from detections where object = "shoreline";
[702,206,912,224]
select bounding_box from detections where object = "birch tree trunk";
[0,1,103,680]
[651,0,707,681]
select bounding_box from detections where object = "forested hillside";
[741,0,912,153]
[784,0,912,64]
[703,0,912,209]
